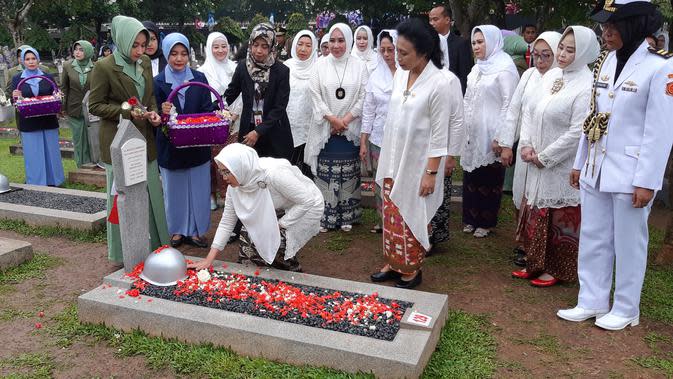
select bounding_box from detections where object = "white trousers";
[576,184,651,318]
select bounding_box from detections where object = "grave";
[79,260,448,379]
[78,119,448,378]
[0,184,107,231]
[0,237,33,270]
[0,127,18,139]
[10,139,75,160]
[68,164,106,188]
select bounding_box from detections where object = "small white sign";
[407,311,432,327]
[121,138,147,186]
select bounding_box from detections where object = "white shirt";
[212,164,324,258]
[151,58,160,77]
[438,32,450,68]
[460,67,519,172]
[376,62,461,250]
[360,82,391,147]
[305,55,368,174]
[519,67,592,209]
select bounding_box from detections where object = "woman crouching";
[189,143,324,272]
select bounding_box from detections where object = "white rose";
[197,269,212,283]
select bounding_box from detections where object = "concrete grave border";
[0,237,33,270]
[0,183,107,231]
[79,259,449,379]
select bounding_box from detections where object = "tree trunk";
[5,0,34,49]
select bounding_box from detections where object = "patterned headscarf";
[246,23,276,94]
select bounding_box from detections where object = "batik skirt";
[315,135,362,229]
[516,201,581,282]
[430,175,453,245]
[382,179,427,275]
[462,162,506,229]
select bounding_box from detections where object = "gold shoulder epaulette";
[648,47,673,59]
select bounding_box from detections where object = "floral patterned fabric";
[383,179,428,275]
[516,200,581,282]
[430,175,453,245]
[246,23,276,94]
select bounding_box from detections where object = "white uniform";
[573,41,673,318]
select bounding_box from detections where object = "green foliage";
[0,24,11,47]
[0,253,63,285]
[23,23,56,55]
[59,24,97,53]
[214,16,246,44]
[0,219,107,244]
[286,13,308,37]
[182,26,206,52]
[249,13,270,31]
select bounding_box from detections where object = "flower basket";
[14,75,62,118]
[166,82,230,148]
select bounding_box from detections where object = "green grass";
[0,135,79,186]
[642,227,673,325]
[514,333,563,356]
[0,353,56,379]
[422,311,497,378]
[0,308,33,321]
[49,305,496,379]
[326,233,353,252]
[633,332,673,378]
[0,219,106,244]
[0,253,63,285]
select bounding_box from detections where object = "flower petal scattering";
[125,262,412,341]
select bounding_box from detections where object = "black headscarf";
[612,5,663,79]
[141,20,167,73]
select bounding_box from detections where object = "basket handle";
[166,81,225,110]
[16,75,59,95]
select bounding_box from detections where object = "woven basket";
[15,75,62,118]
[166,81,230,148]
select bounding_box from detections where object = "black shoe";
[187,236,208,248]
[170,235,184,248]
[370,270,402,283]
[395,271,422,289]
[513,248,526,267]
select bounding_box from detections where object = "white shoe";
[595,313,640,331]
[557,307,609,322]
[473,228,490,238]
[210,195,217,211]
[462,225,475,233]
[340,224,352,232]
[319,227,329,233]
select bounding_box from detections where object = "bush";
[214,16,246,44]
[286,13,307,37]
[248,13,270,31]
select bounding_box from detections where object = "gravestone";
[109,119,149,272]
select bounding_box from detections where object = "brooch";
[551,78,564,94]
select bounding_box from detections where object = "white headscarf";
[656,29,669,50]
[214,143,280,264]
[532,31,563,71]
[559,26,600,73]
[351,25,377,72]
[472,25,519,77]
[367,29,399,95]
[284,30,317,80]
[199,32,237,95]
[320,34,330,56]
[329,23,353,62]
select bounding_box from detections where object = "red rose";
[128,97,138,106]
[126,289,140,297]
[35,322,42,329]
[38,311,45,318]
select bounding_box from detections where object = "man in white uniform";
[557,0,673,330]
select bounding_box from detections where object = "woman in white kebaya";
[460,25,519,238]
[284,30,318,176]
[494,31,562,266]
[370,19,463,289]
[510,26,599,287]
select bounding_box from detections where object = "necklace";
[333,57,349,100]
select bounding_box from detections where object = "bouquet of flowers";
[121,96,148,118]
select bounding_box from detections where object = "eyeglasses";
[533,51,553,61]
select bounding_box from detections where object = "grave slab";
[0,237,33,270]
[10,144,75,160]
[0,127,19,139]
[67,166,106,188]
[79,259,448,379]
[0,183,107,231]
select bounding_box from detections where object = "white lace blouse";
[518,67,592,209]
[460,68,519,172]
[285,69,314,147]
[211,164,324,259]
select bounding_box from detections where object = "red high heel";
[511,270,533,279]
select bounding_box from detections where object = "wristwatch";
[425,169,438,175]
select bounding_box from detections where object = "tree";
[249,13,270,29]
[1,0,36,48]
[214,16,246,44]
[286,13,307,37]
